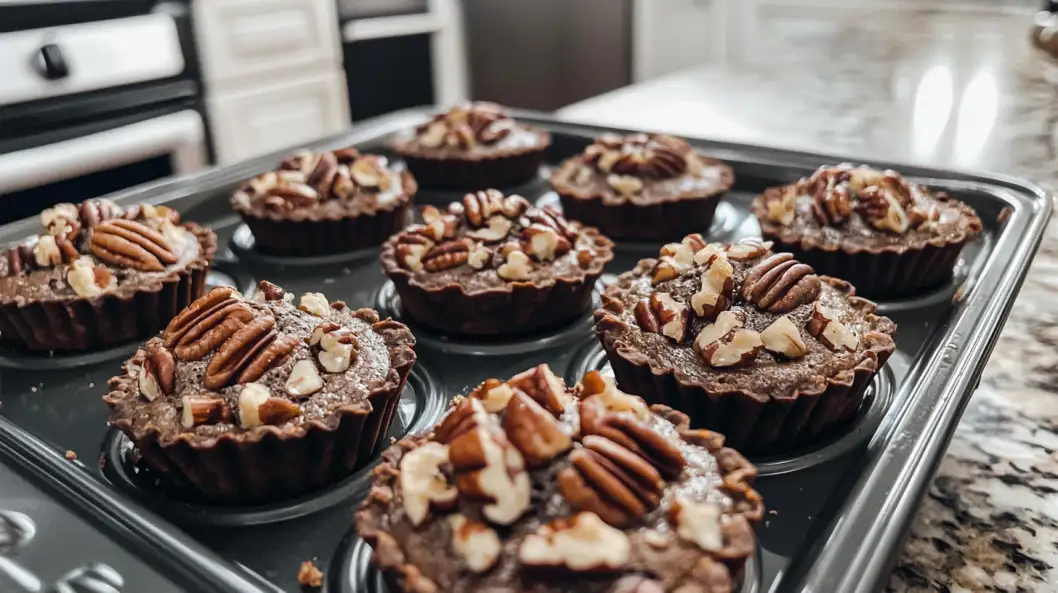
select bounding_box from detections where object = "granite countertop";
[558,3,1058,592]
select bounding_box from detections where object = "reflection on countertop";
[560,3,1058,592]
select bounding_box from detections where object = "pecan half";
[204,317,278,389]
[599,134,690,180]
[740,253,821,313]
[79,198,124,229]
[163,287,255,360]
[519,512,631,571]
[524,207,577,240]
[306,151,340,197]
[422,239,471,272]
[633,293,689,342]
[580,413,686,480]
[859,185,911,234]
[90,219,178,272]
[558,435,664,527]
[806,166,853,226]
[463,189,505,227]
[141,344,176,398]
[503,389,572,467]
[434,397,487,444]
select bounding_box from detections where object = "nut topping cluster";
[390,189,596,281]
[568,133,714,199]
[598,237,862,368]
[135,282,374,431]
[390,366,759,576]
[414,102,516,149]
[3,199,190,296]
[765,164,942,234]
[237,148,398,211]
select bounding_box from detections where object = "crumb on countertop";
[64,450,77,461]
[768,509,778,515]
[297,560,323,589]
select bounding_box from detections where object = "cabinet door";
[208,71,350,164]
[633,0,728,81]
[193,0,341,84]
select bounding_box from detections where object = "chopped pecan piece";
[699,328,763,368]
[760,315,808,358]
[503,390,572,467]
[506,364,569,417]
[806,302,859,351]
[399,441,457,526]
[520,224,571,262]
[690,245,734,320]
[448,514,502,573]
[519,512,630,571]
[633,293,689,342]
[181,395,233,428]
[138,344,176,401]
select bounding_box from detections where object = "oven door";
[0,107,206,225]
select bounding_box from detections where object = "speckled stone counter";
[559,3,1058,591]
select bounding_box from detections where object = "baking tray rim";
[0,107,1048,593]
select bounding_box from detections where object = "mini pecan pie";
[356,364,763,593]
[0,199,216,352]
[550,133,735,241]
[103,281,416,503]
[594,237,897,454]
[380,189,614,335]
[231,147,416,256]
[751,163,983,298]
[395,102,550,191]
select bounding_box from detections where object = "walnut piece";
[497,250,531,281]
[466,215,512,243]
[520,224,571,262]
[693,310,746,352]
[448,425,531,525]
[285,359,324,397]
[806,302,859,351]
[299,292,331,317]
[238,383,301,428]
[671,495,723,552]
[506,364,569,417]
[519,512,630,571]
[469,379,515,413]
[766,187,797,225]
[577,370,649,421]
[66,257,112,297]
[467,242,491,270]
[699,328,763,368]
[399,441,457,526]
[318,330,358,373]
[606,174,643,196]
[448,514,502,573]
[724,239,772,261]
[690,245,734,320]
[760,315,809,358]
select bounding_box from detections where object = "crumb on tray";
[298,560,324,589]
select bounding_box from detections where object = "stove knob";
[34,44,69,81]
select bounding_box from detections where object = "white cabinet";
[193,0,349,164]
[632,0,729,81]
[207,71,348,164]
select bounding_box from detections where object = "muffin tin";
[0,108,1049,593]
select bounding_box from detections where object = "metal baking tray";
[0,108,1049,593]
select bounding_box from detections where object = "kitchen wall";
[462,0,632,111]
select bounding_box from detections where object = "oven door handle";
[0,110,206,195]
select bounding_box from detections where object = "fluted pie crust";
[357,366,764,593]
[103,284,416,504]
[380,191,615,336]
[595,242,897,454]
[0,201,216,352]
[550,134,735,241]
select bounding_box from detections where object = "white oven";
[0,3,207,225]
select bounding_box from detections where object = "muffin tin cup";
[336,534,764,593]
[761,233,973,300]
[236,203,412,258]
[399,147,548,192]
[0,226,216,353]
[99,365,447,526]
[107,355,417,506]
[600,340,893,456]
[385,270,605,337]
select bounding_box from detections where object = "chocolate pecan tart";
[550,133,734,241]
[0,199,216,352]
[231,147,416,256]
[395,102,550,191]
[594,236,897,454]
[356,364,763,593]
[380,189,615,336]
[751,163,983,298]
[103,281,416,503]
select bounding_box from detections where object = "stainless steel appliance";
[0,0,207,226]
